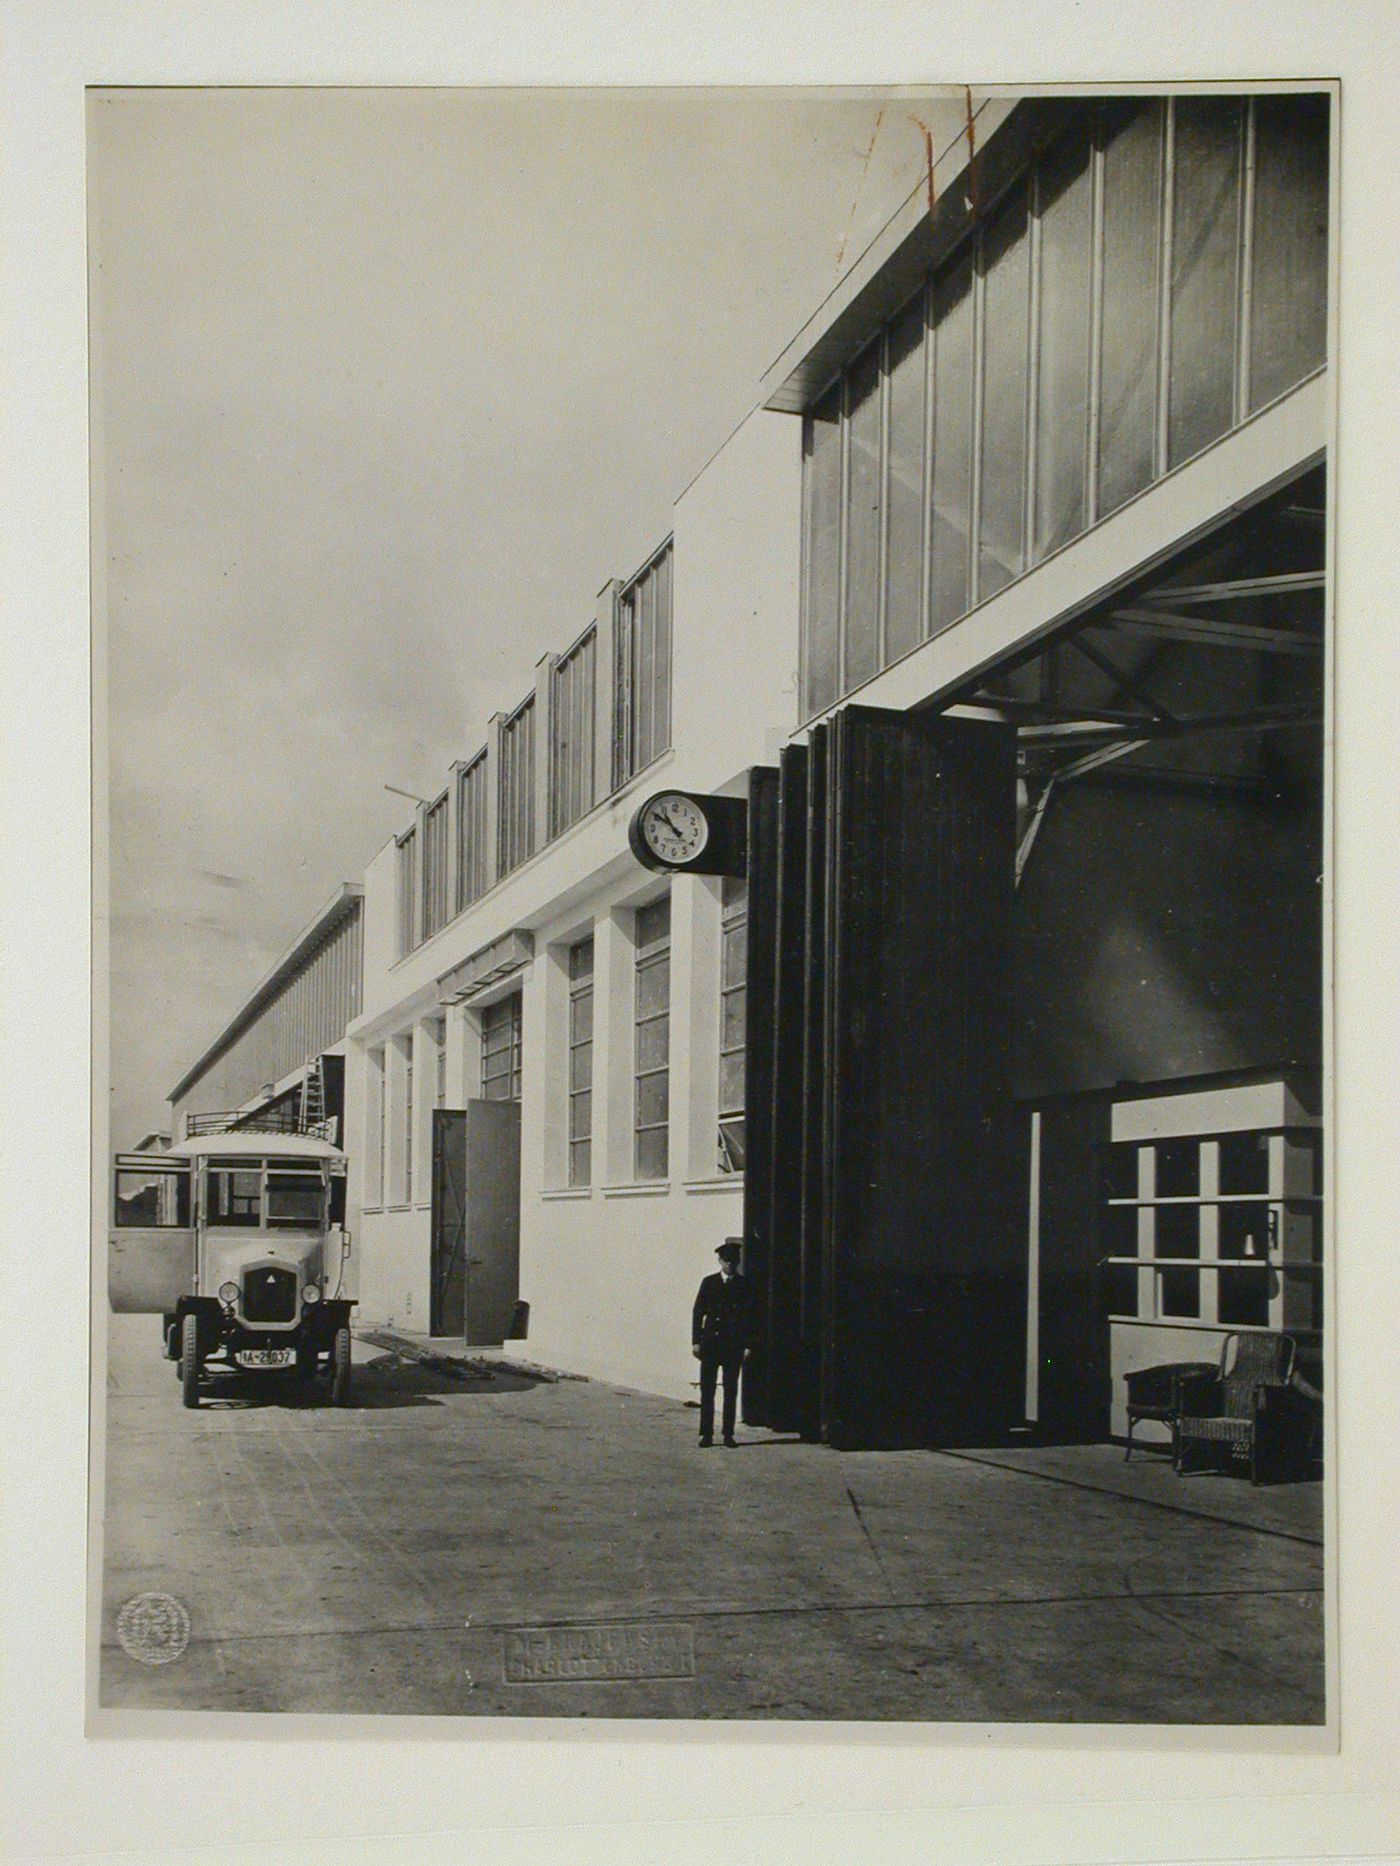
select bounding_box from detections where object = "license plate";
[236,1348,293,1368]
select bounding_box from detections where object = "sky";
[91,85,970,1149]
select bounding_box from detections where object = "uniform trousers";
[699,1353,743,1441]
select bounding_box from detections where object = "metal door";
[431,1102,521,1343]
[431,1109,468,1336]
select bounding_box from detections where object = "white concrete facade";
[345,406,800,1395]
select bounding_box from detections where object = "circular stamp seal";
[116,1591,190,1667]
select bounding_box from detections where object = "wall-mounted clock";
[627,788,748,876]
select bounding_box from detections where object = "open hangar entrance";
[742,464,1324,1450]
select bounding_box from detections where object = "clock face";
[641,792,709,866]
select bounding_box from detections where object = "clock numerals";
[643,794,708,865]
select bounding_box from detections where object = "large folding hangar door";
[743,706,1023,1449]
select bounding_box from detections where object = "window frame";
[632,895,672,1182]
[549,624,598,839]
[480,993,523,1103]
[613,540,674,788]
[717,878,748,1174]
[497,695,537,878]
[395,826,419,957]
[567,936,595,1188]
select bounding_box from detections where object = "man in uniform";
[691,1237,755,1447]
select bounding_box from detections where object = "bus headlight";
[218,1282,239,1305]
[301,1283,322,1304]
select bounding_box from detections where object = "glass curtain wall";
[799,92,1329,719]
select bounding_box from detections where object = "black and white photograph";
[88,76,1337,1729]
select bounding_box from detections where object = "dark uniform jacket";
[692,1271,756,1359]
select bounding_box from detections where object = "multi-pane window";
[497,697,536,878]
[480,994,523,1102]
[205,1166,262,1226]
[1102,1126,1322,1332]
[717,878,748,1173]
[550,627,597,838]
[800,92,1329,718]
[613,541,673,786]
[395,827,418,957]
[567,938,594,1187]
[370,1046,387,1205]
[421,790,450,940]
[456,751,490,912]
[633,895,671,1181]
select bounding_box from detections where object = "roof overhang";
[438,928,535,1006]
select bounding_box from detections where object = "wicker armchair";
[1173,1332,1299,1485]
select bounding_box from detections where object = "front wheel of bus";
[330,1326,352,1407]
[180,1313,202,1410]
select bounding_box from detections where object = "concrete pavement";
[97,1312,1324,1721]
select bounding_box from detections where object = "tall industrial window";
[480,994,523,1102]
[497,696,536,878]
[433,1015,448,1110]
[633,895,671,1181]
[799,92,1329,718]
[370,1046,387,1205]
[568,937,594,1187]
[395,827,418,956]
[421,790,450,940]
[401,1035,414,1205]
[550,626,597,838]
[455,751,490,912]
[717,878,748,1173]
[613,541,673,787]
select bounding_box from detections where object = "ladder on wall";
[300,1057,326,1136]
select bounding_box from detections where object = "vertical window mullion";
[877,329,891,669]
[1155,97,1176,481]
[837,372,850,692]
[1237,96,1258,423]
[1086,125,1106,528]
[920,284,934,645]
[969,231,986,610]
[1024,165,1043,577]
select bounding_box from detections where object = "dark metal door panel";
[796,723,829,1439]
[431,1109,468,1336]
[762,742,810,1431]
[739,766,780,1425]
[462,1098,521,1346]
[822,706,1020,1449]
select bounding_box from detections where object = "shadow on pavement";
[189,1352,545,1412]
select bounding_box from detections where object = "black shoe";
[723,1435,737,1448]
[698,1436,713,1447]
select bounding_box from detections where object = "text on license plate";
[237,1348,293,1367]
